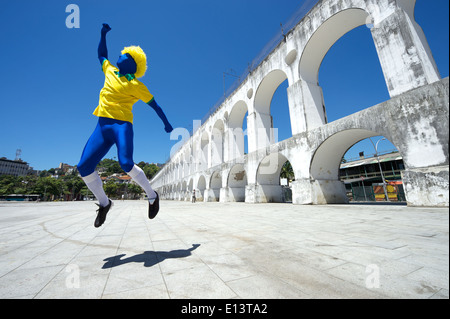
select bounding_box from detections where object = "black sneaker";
[95,199,113,228]
[148,192,159,219]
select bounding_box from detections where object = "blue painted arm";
[98,24,111,65]
[148,99,173,133]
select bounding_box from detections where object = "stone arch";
[182,180,187,200]
[176,182,182,200]
[255,152,291,203]
[211,119,225,167]
[189,154,195,175]
[171,184,176,200]
[314,8,395,123]
[200,130,209,170]
[175,160,181,180]
[165,185,169,198]
[183,147,191,177]
[173,163,178,181]
[251,69,289,151]
[228,100,248,160]
[209,170,222,202]
[193,138,200,172]
[254,69,289,115]
[308,128,402,204]
[197,175,207,202]
[229,101,248,128]
[311,129,381,181]
[299,8,371,85]
[226,163,247,202]
[296,8,373,130]
[223,111,229,123]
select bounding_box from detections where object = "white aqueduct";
[150,0,449,207]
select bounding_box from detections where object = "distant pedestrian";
[192,190,196,203]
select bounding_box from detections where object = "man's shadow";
[102,244,200,269]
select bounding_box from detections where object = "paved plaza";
[0,200,448,299]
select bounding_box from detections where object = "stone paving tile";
[226,274,308,299]
[164,264,238,299]
[102,284,170,299]
[0,264,65,299]
[0,200,448,299]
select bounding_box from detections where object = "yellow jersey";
[93,59,154,124]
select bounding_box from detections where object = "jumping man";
[77,24,173,228]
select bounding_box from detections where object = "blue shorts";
[78,117,134,177]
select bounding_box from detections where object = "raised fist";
[165,124,174,133]
[101,23,111,35]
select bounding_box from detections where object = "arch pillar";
[244,151,261,203]
[287,79,327,134]
[291,179,348,205]
[195,175,207,202]
[371,6,441,97]
[247,111,274,153]
[223,126,231,163]
[226,126,246,162]
[204,171,223,202]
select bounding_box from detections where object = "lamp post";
[369,137,390,202]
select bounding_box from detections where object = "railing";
[340,170,404,182]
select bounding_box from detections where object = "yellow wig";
[121,46,147,78]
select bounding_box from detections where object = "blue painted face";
[117,53,137,75]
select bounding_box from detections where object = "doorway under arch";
[340,136,405,203]
[227,164,247,202]
[209,171,222,202]
[309,129,403,204]
[196,175,206,202]
[255,152,292,203]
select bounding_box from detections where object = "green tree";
[63,175,85,200]
[22,175,38,194]
[98,158,124,175]
[34,177,62,200]
[39,170,50,177]
[104,180,119,198]
[137,161,160,179]
[127,183,143,199]
[0,175,19,195]
[280,161,295,186]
